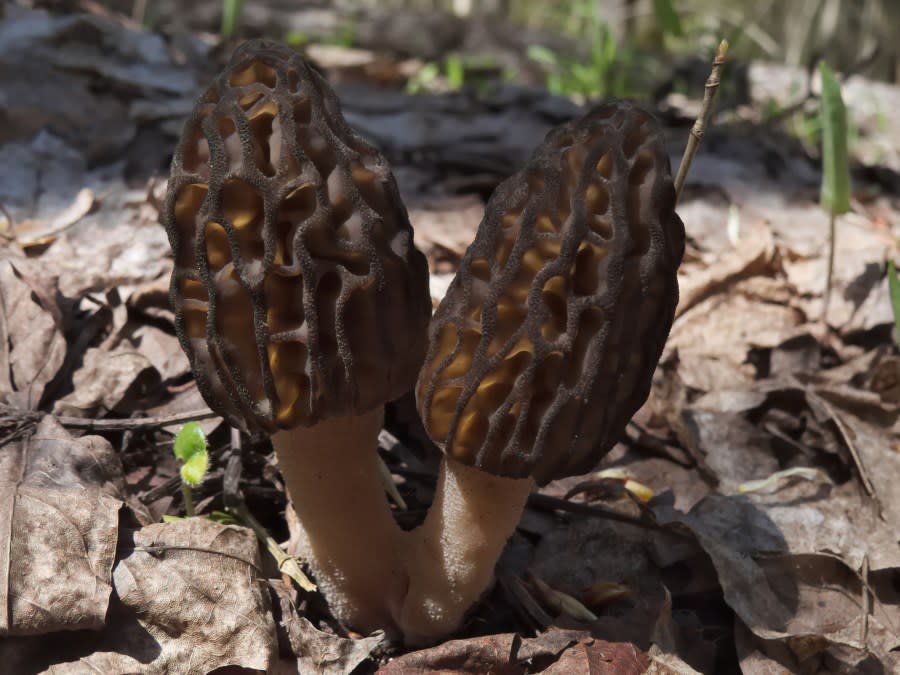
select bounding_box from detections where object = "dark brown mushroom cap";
[163,40,431,433]
[416,102,684,485]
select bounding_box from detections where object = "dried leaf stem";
[221,428,317,592]
[227,499,317,593]
[822,211,837,321]
[0,405,218,431]
[674,39,729,201]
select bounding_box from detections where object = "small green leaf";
[285,31,310,48]
[445,55,464,90]
[527,45,559,66]
[180,452,209,487]
[162,514,184,523]
[173,422,208,487]
[652,0,684,37]
[206,510,240,525]
[174,422,206,462]
[888,260,900,345]
[819,62,851,215]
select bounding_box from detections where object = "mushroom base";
[273,418,534,644]
[272,408,406,636]
[398,456,534,645]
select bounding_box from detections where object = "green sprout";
[651,0,684,38]
[221,0,243,38]
[527,20,630,100]
[173,421,209,517]
[818,61,851,322]
[888,260,900,347]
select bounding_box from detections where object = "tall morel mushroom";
[164,38,684,646]
[406,101,685,642]
[163,40,430,632]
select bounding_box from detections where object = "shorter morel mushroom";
[163,40,430,633]
[404,101,685,642]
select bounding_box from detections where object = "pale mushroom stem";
[271,407,406,635]
[398,456,534,645]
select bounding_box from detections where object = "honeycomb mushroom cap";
[164,40,431,433]
[417,102,685,485]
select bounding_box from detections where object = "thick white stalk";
[398,456,534,644]
[272,407,406,635]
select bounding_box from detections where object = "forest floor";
[1,2,899,674]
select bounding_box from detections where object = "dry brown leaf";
[75,518,275,674]
[673,409,780,493]
[653,493,900,663]
[0,259,67,410]
[645,645,703,675]
[0,518,278,673]
[270,581,385,675]
[129,324,190,382]
[536,638,650,674]
[15,188,97,249]
[42,215,173,300]
[733,613,896,675]
[675,221,777,319]
[0,416,122,635]
[377,632,522,674]
[53,344,161,418]
[531,517,669,646]
[668,290,803,392]
[377,627,648,674]
[407,195,484,262]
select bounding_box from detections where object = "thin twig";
[674,39,729,201]
[227,500,317,592]
[0,201,16,243]
[0,406,218,432]
[527,492,693,540]
[378,453,408,510]
[822,211,837,322]
[221,429,316,592]
[860,553,870,647]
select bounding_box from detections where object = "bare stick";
[0,406,218,432]
[822,211,837,322]
[227,499,317,592]
[674,40,729,201]
[221,429,317,592]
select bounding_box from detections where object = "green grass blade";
[527,44,558,66]
[818,61,851,215]
[888,260,900,345]
[652,0,684,37]
[221,0,243,38]
[445,55,465,90]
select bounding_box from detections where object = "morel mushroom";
[163,40,430,632]
[165,37,684,646]
[404,102,685,642]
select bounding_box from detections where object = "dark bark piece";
[163,40,431,433]
[417,102,685,484]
